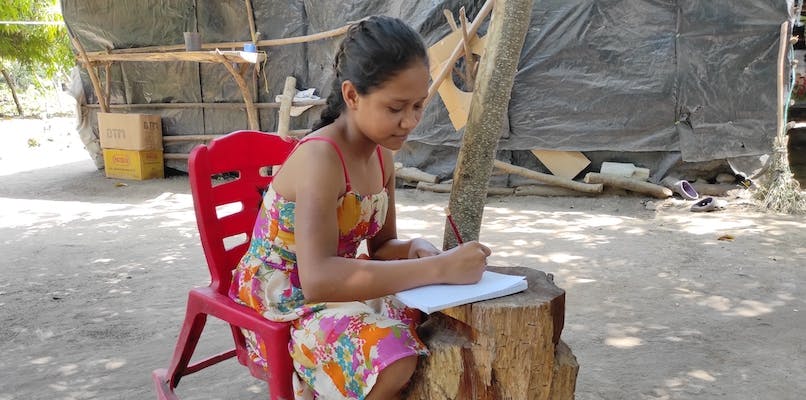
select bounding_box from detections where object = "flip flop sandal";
[690,197,728,212]
[673,180,699,200]
[691,197,716,212]
[661,177,699,200]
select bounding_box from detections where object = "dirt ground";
[1,117,805,400]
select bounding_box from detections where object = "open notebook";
[395,271,528,314]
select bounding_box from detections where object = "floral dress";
[228,136,429,399]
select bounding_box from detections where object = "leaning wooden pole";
[759,20,806,214]
[444,0,535,249]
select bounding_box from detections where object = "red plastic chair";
[153,130,298,400]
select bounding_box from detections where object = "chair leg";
[152,368,180,400]
[265,337,294,400]
[165,302,209,389]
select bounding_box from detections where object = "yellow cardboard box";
[102,149,165,180]
[98,112,163,151]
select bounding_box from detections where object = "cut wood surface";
[584,172,673,198]
[405,266,578,400]
[530,149,591,180]
[495,159,603,194]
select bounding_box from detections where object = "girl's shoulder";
[271,136,347,201]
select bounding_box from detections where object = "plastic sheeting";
[62,0,793,172]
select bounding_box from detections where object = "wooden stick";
[425,0,494,106]
[277,76,297,138]
[584,172,672,198]
[164,153,190,160]
[85,23,355,56]
[81,50,267,64]
[216,50,259,130]
[68,33,108,113]
[459,7,476,86]
[494,159,603,193]
[162,130,311,143]
[514,185,599,197]
[443,9,458,31]
[395,166,439,184]
[82,99,325,110]
[104,62,112,103]
[244,0,258,44]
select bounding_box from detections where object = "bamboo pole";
[426,0,494,107]
[215,50,259,130]
[494,160,603,193]
[85,23,354,57]
[81,50,266,64]
[584,172,672,198]
[69,33,109,113]
[82,99,325,110]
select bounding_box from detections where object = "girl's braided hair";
[312,15,428,131]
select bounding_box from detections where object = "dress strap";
[376,146,385,187]
[299,136,352,192]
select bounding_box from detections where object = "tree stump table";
[405,266,578,400]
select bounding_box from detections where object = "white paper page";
[395,271,527,313]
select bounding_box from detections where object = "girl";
[229,15,490,400]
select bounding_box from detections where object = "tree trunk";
[1,68,24,116]
[405,266,579,400]
[444,0,535,249]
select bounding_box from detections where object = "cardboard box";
[103,149,165,180]
[98,113,163,151]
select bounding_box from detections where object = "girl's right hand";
[438,241,491,285]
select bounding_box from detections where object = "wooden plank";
[530,149,591,180]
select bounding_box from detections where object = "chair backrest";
[188,130,297,294]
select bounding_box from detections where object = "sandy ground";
[1,117,805,400]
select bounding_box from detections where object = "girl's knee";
[378,355,418,389]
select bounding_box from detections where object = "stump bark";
[406,267,578,400]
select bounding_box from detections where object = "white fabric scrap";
[276,88,321,117]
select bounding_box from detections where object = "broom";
[758,20,806,214]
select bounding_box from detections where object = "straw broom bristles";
[756,21,806,214]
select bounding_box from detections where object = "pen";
[445,207,464,244]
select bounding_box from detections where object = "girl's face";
[345,61,430,150]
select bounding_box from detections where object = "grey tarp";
[62,0,793,173]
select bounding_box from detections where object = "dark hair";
[312,15,428,131]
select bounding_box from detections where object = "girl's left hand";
[408,238,441,259]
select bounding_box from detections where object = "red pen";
[445,207,464,244]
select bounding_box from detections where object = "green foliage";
[0,0,74,83]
